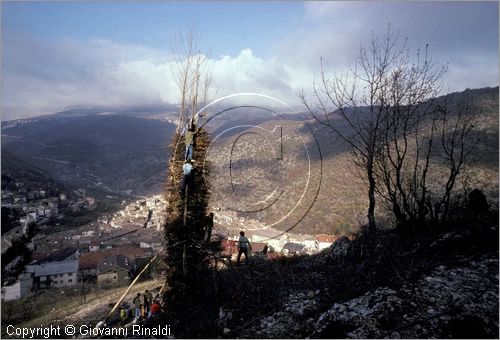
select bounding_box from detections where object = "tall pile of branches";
[161,128,220,337]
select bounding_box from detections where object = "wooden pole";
[182,184,188,277]
[104,248,163,324]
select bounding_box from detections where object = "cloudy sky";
[1,1,498,120]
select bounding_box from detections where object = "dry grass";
[1,279,161,334]
[204,88,498,235]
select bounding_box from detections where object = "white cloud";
[1,36,175,119]
[1,3,498,120]
[278,1,498,95]
[1,36,306,119]
[209,49,297,105]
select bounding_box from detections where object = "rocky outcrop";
[312,255,499,338]
[246,289,323,338]
[244,255,499,339]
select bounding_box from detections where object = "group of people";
[124,289,161,321]
[180,111,204,194]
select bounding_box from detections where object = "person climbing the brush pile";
[180,160,194,195]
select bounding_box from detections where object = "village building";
[82,230,95,237]
[282,242,306,255]
[1,272,33,301]
[89,242,100,253]
[14,195,27,203]
[95,255,133,286]
[97,265,129,286]
[79,247,146,281]
[251,242,270,254]
[288,234,316,252]
[139,236,163,251]
[25,247,79,290]
[252,229,287,252]
[79,252,106,279]
[315,234,337,251]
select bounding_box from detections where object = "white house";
[315,234,336,251]
[140,240,162,251]
[25,247,79,290]
[252,229,287,252]
[288,235,316,251]
[26,261,79,289]
[1,273,33,301]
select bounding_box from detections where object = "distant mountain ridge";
[206,87,499,235]
[1,104,181,122]
[1,87,497,234]
[2,109,177,197]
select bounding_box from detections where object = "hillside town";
[1,193,168,301]
[2,192,339,302]
[1,173,68,239]
[212,208,339,260]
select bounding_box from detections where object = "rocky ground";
[223,220,499,339]
[244,255,498,338]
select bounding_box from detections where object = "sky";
[1,1,498,120]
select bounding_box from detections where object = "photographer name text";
[6,324,171,338]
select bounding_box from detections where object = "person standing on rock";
[237,231,251,265]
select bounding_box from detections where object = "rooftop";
[32,247,78,265]
[98,264,129,275]
[315,234,336,243]
[26,260,79,277]
[79,247,146,270]
[251,242,269,253]
[283,242,306,252]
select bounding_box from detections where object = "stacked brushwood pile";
[161,128,221,337]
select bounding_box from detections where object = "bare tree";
[371,39,480,228]
[373,43,447,227]
[299,26,407,231]
[431,94,480,223]
[170,31,213,132]
[300,25,480,230]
